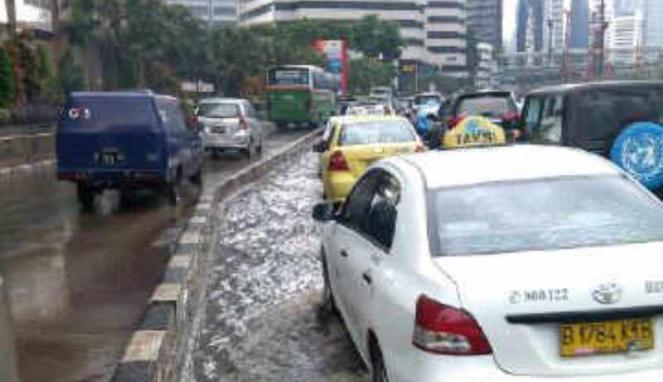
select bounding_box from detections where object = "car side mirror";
[312,140,328,153]
[312,202,335,222]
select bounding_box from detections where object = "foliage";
[57,48,86,97]
[0,47,16,108]
[348,57,396,94]
[351,15,403,60]
[0,108,10,123]
[61,1,404,97]
[63,0,205,92]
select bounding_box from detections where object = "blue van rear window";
[61,97,158,132]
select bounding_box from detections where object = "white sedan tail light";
[412,295,492,355]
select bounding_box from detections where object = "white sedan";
[313,145,663,382]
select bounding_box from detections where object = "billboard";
[312,39,349,95]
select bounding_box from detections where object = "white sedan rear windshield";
[430,176,663,256]
[339,121,415,146]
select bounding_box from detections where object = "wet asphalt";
[191,152,370,382]
[0,128,309,382]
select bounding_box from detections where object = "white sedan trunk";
[434,241,663,377]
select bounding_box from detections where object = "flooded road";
[192,152,369,382]
[0,128,309,382]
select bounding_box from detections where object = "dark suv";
[447,90,520,130]
[521,81,663,155]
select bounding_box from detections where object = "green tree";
[0,47,16,108]
[348,57,396,94]
[351,15,403,60]
[57,49,86,96]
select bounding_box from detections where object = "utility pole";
[596,0,608,78]
[547,18,554,67]
[563,9,571,82]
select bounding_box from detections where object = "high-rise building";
[642,0,663,48]
[466,0,502,51]
[238,0,469,77]
[475,42,497,88]
[425,0,468,75]
[516,0,544,53]
[609,12,643,66]
[544,0,564,53]
[569,0,590,48]
[167,0,238,25]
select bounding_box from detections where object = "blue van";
[57,91,204,208]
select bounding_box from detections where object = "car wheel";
[165,170,182,206]
[189,168,202,185]
[77,184,95,211]
[321,254,338,315]
[166,184,179,206]
[370,342,389,382]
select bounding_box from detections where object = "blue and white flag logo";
[610,122,663,191]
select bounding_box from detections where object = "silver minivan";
[197,98,264,159]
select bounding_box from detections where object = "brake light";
[502,111,520,122]
[412,295,492,355]
[239,117,248,130]
[328,151,350,171]
[446,115,465,129]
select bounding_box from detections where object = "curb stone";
[0,159,55,181]
[110,128,322,382]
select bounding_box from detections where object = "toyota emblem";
[592,283,623,305]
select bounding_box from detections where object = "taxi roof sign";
[442,116,506,149]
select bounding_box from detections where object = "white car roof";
[393,145,620,189]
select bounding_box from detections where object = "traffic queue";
[312,81,663,382]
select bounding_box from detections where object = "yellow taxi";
[442,115,507,148]
[314,115,425,203]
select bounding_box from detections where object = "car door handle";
[362,272,372,285]
[340,250,349,258]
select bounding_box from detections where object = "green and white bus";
[266,65,338,129]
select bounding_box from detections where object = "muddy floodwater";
[192,153,370,382]
[0,129,307,382]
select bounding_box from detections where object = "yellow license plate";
[560,318,655,357]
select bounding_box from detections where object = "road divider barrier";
[0,277,20,382]
[111,128,322,382]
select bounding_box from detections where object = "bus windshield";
[267,68,310,86]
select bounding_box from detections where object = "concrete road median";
[0,276,21,382]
